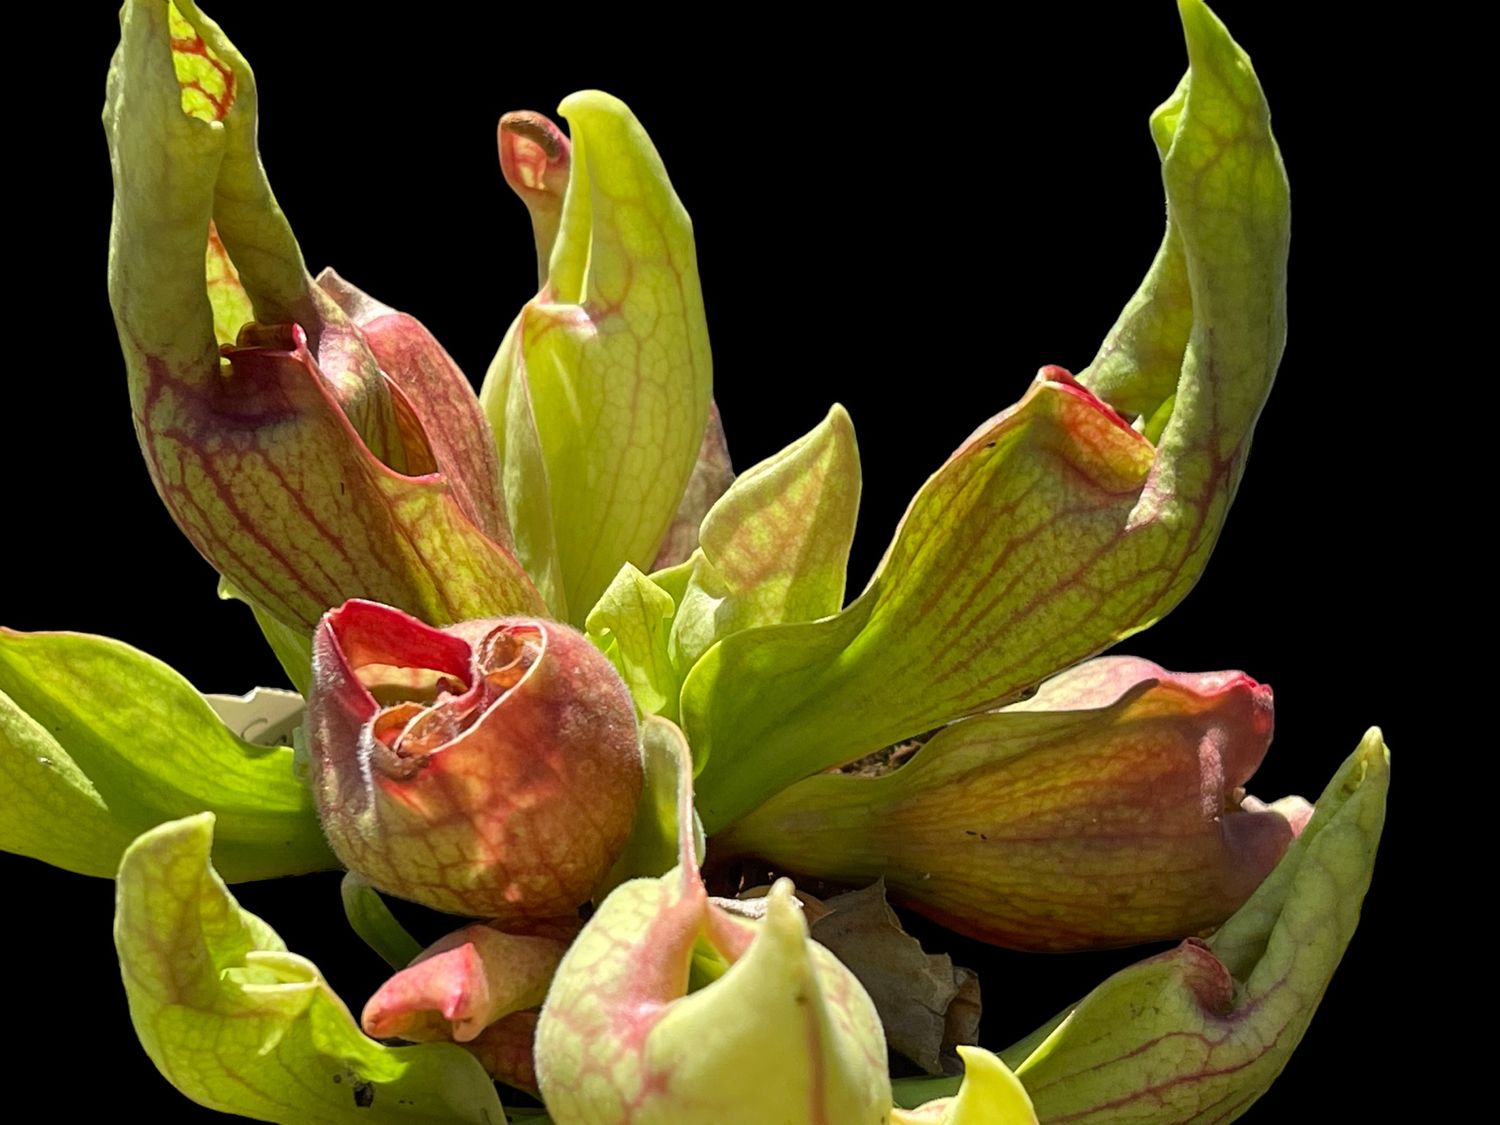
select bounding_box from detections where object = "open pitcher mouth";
[321,600,547,780]
[368,624,545,777]
[68,1,1391,1118]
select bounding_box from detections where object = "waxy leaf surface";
[0,629,332,880]
[992,728,1390,1123]
[534,729,889,1124]
[463,1012,546,1096]
[892,1047,1038,1125]
[671,404,860,672]
[496,110,572,292]
[681,0,1290,831]
[316,269,513,551]
[482,93,713,623]
[107,0,540,635]
[115,814,507,1123]
[587,566,679,720]
[596,716,705,896]
[719,657,1305,950]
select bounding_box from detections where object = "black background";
[4,2,1434,1120]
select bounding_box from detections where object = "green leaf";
[649,555,697,609]
[116,814,508,1124]
[487,317,569,620]
[107,1,542,635]
[0,629,333,881]
[586,565,680,720]
[205,224,254,345]
[595,716,703,897]
[341,873,423,971]
[0,690,137,878]
[716,657,1302,951]
[997,728,1389,1123]
[891,1046,1038,1124]
[681,0,1290,831]
[671,404,860,672]
[1081,6,1287,470]
[481,92,713,624]
[218,576,314,696]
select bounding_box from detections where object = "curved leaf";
[1005,728,1389,1123]
[682,0,1291,830]
[892,1046,1037,1124]
[315,269,512,550]
[362,919,575,1045]
[671,404,860,671]
[481,93,713,623]
[0,628,333,881]
[107,0,540,634]
[0,689,137,878]
[116,813,507,1123]
[586,565,679,720]
[595,715,704,897]
[496,110,572,291]
[718,658,1304,950]
[341,873,423,971]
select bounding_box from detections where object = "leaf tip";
[1350,726,1391,789]
[556,88,629,126]
[122,810,217,868]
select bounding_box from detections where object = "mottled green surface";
[483,93,712,625]
[0,629,331,880]
[671,404,860,674]
[107,0,541,638]
[681,0,1290,833]
[115,814,507,1123]
[720,657,1296,951]
[587,566,680,720]
[1014,730,1388,1122]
